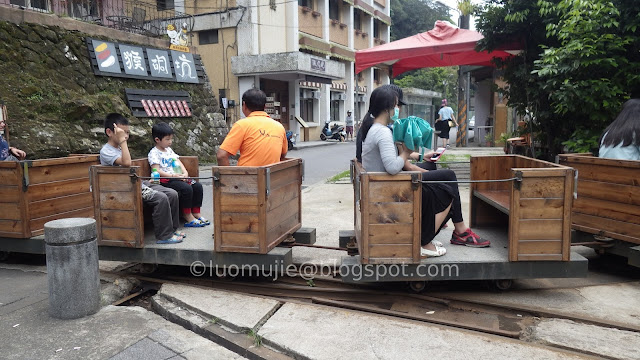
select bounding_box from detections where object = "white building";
[193,0,391,141]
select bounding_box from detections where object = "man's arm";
[216,148,232,166]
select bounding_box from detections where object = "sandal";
[420,246,446,258]
[432,240,444,247]
[175,231,186,239]
[184,219,205,228]
[157,234,183,244]
[197,217,211,226]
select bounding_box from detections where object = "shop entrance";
[260,79,290,131]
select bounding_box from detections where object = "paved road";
[287,141,356,186]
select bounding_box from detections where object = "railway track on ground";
[107,264,640,345]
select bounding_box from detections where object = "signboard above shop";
[87,38,204,84]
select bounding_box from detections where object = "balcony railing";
[1,0,194,42]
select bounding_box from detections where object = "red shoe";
[450,228,490,247]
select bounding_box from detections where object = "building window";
[374,68,380,84]
[157,0,174,11]
[300,89,315,123]
[330,99,341,123]
[298,0,313,9]
[329,0,340,21]
[10,0,47,11]
[354,10,361,30]
[373,20,380,38]
[199,30,219,45]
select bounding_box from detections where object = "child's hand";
[113,124,127,144]
[10,147,26,160]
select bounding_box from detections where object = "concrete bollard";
[44,218,100,319]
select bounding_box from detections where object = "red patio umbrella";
[355,21,515,76]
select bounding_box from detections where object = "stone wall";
[0,10,226,162]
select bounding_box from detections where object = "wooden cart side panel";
[560,154,640,245]
[513,170,568,261]
[0,163,28,238]
[212,165,261,253]
[179,156,199,178]
[562,169,574,261]
[264,160,302,252]
[92,166,144,248]
[361,173,371,264]
[361,172,421,264]
[258,168,268,254]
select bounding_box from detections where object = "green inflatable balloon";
[392,116,434,151]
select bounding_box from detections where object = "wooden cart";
[559,153,640,247]
[0,155,100,238]
[470,155,575,261]
[212,158,303,254]
[91,157,199,248]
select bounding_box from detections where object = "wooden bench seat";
[212,158,303,254]
[559,153,640,245]
[91,157,199,248]
[0,155,100,238]
[470,155,575,262]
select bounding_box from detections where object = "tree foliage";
[390,0,457,106]
[390,0,451,41]
[476,0,640,158]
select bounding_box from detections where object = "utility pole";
[456,12,471,148]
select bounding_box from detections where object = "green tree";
[476,0,640,158]
[394,67,458,109]
[391,0,451,41]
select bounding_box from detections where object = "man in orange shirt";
[217,88,288,166]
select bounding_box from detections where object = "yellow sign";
[170,44,190,53]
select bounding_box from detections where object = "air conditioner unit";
[302,89,314,99]
[337,93,347,101]
[311,91,321,99]
[355,94,365,102]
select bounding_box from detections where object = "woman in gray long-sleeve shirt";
[360,87,489,258]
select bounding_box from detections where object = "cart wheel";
[409,281,427,293]
[491,279,513,291]
[139,264,158,274]
[0,251,10,262]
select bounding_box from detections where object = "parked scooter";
[320,122,346,141]
[286,131,295,150]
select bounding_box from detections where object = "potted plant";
[484,132,494,147]
[499,132,513,153]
